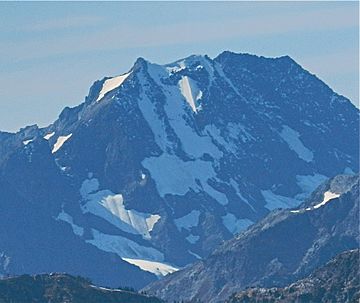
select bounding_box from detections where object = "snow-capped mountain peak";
[0,51,358,289]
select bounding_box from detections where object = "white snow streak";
[80,178,160,239]
[179,76,201,112]
[96,72,131,102]
[138,64,228,204]
[44,132,55,140]
[313,191,340,209]
[188,250,202,259]
[52,134,72,153]
[89,285,123,292]
[279,126,313,162]
[56,210,84,236]
[174,210,200,232]
[291,191,341,213]
[122,258,178,277]
[142,154,228,205]
[86,229,164,261]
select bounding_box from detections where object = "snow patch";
[204,122,254,155]
[262,174,328,211]
[344,167,355,175]
[179,76,201,112]
[174,210,200,232]
[44,132,55,140]
[96,72,131,102]
[291,191,340,213]
[313,191,340,209]
[122,258,178,277]
[23,139,34,145]
[205,124,237,154]
[295,174,328,200]
[222,213,253,235]
[137,63,231,205]
[89,285,123,292]
[262,190,300,211]
[188,250,202,259]
[141,63,222,159]
[56,210,84,236]
[146,215,161,233]
[279,126,313,162]
[296,174,328,194]
[142,154,228,205]
[52,134,72,153]
[80,178,160,239]
[166,60,186,74]
[137,92,171,151]
[86,229,164,261]
[229,179,256,212]
[80,177,100,197]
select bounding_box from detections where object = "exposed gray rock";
[144,175,359,302]
[228,249,359,303]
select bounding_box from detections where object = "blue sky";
[0,1,358,132]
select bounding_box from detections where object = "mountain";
[0,273,162,303]
[144,174,359,302]
[227,249,359,303]
[0,51,358,288]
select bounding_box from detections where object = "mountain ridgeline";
[0,51,358,288]
[227,249,359,303]
[144,174,359,302]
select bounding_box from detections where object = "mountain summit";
[0,52,358,288]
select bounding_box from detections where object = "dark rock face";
[227,249,360,303]
[0,273,162,303]
[0,51,358,287]
[144,175,359,302]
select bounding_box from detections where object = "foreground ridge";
[0,273,162,303]
[144,174,359,302]
[227,249,360,303]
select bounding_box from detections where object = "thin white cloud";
[0,5,356,62]
[22,15,104,32]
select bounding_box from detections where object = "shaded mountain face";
[0,51,358,287]
[0,273,162,303]
[227,249,360,303]
[144,174,359,302]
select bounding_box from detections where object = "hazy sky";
[0,1,358,132]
